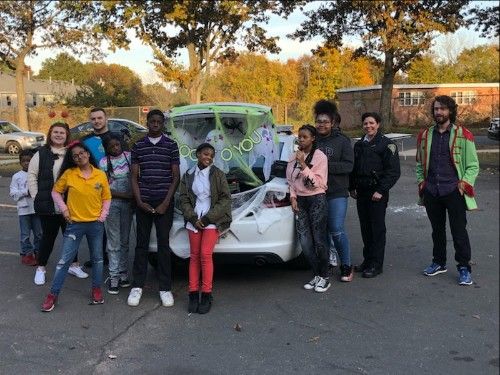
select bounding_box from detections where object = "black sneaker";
[108,279,119,295]
[119,273,131,287]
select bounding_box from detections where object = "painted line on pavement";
[0,251,18,257]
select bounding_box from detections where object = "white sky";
[25,1,496,84]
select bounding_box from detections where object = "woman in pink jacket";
[286,125,330,293]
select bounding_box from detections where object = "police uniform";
[349,132,400,276]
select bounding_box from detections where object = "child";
[99,133,133,294]
[286,125,330,292]
[41,141,111,312]
[10,150,42,266]
[179,143,232,314]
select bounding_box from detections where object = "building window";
[6,96,12,106]
[399,91,425,106]
[451,91,476,105]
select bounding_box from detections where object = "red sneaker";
[21,254,37,266]
[91,287,104,304]
[41,293,57,312]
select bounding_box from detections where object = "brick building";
[336,83,500,128]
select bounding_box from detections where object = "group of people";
[9,94,479,314]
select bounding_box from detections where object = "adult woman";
[349,113,401,278]
[286,125,330,292]
[179,143,232,314]
[28,122,88,285]
[314,100,354,282]
[41,141,111,312]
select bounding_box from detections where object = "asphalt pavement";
[0,158,498,375]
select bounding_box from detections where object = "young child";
[99,133,133,294]
[179,143,232,314]
[10,150,42,266]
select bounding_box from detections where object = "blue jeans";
[326,197,351,266]
[19,214,42,255]
[50,221,104,296]
[105,199,132,280]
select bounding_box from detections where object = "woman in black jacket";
[314,100,354,282]
[349,112,401,278]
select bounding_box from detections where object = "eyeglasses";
[315,120,331,125]
[72,151,88,160]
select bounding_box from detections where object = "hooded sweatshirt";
[316,128,354,199]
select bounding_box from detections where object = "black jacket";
[316,128,354,198]
[34,146,58,215]
[349,132,401,195]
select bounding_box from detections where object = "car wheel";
[6,141,21,155]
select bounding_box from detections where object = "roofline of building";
[337,82,500,93]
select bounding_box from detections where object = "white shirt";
[186,165,216,233]
[148,135,162,145]
[10,170,35,216]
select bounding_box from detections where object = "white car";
[0,121,46,154]
[142,103,301,266]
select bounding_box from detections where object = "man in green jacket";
[416,95,479,286]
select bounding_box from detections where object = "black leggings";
[36,215,77,266]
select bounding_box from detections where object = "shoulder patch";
[387,144,397,155]
[461,126,475,142]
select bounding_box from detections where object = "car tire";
[148,251,189,272]
[6,141,21,155]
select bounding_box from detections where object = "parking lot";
[0,156,498,374]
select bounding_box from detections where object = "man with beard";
[416,95,479,286]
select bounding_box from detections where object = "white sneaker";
[68,265,89,279]
[314,277,331,293]
[159,291,174,307]
[127,288,142,306]
[304,276,321,290]
[34,268,46,285]
[329,251,338,267]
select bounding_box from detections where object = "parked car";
[0,121,46,154]
[140,103,302,266]
[487,118,499,140]
[70,118,147,142]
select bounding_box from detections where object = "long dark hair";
[431,95,457,124]
[297,124,317,187]
[58,141,97,178]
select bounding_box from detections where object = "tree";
[407,55,441,84]
[110,0,304,104]
[454,45,500,83]
[292,0,469,128]
[294,46,374,123]
[69,63,147,107]
[36,53,88,85]
[469,4,500,38]
[0,1,128,129]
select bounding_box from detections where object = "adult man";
[81,107,112,165]
[314,100,354,282]
[81,107,119,268]
[127,109,180,307]
[417,95,479,286]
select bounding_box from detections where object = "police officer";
[349,112,400,278]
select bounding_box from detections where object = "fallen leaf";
[307,336,320,343]
[108,354,117,359]
[472,314,480,320]
[234,323,242,332]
